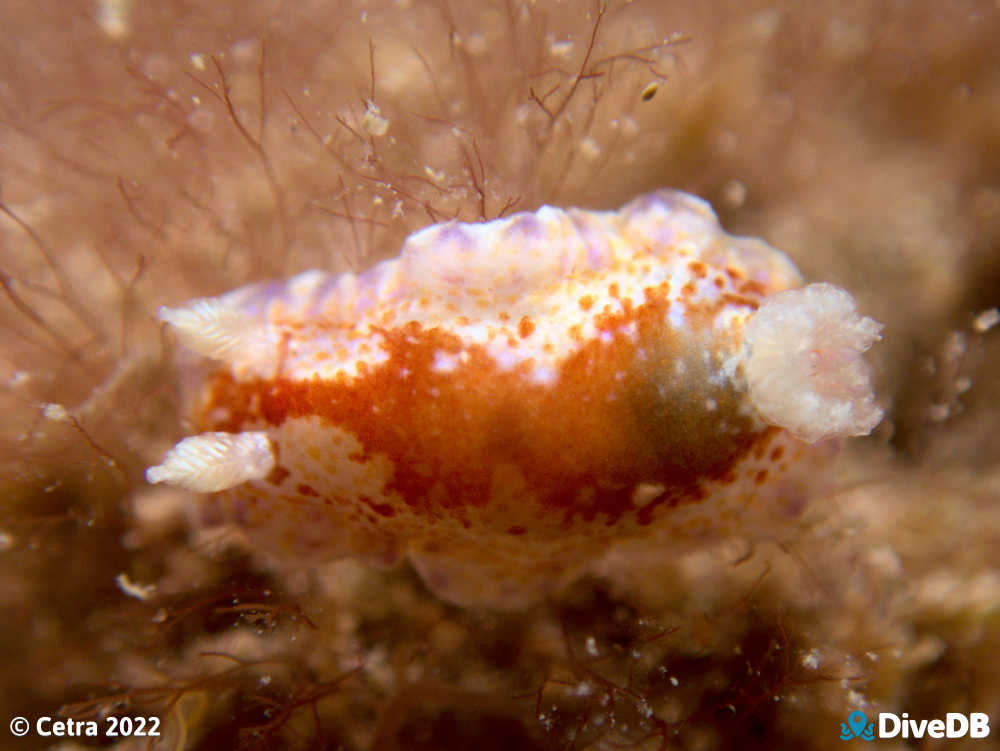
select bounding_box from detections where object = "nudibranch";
[147,190,883,608]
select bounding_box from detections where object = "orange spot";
[579,294,595,311]
[518,316,536,338]
[722,293,761,310]
[360,495,396,518]
[688,260,707,278]
[739,280,767,297]
[267,465,290,486]
[681,282,696,297]
[608,282,620,299]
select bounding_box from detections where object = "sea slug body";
[147,190,883,608]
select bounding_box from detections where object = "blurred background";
[1,1,998,748]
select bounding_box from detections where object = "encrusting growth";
[146,189,883,607]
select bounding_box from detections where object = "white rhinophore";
[157,298,275,375]
[146,431,275,492]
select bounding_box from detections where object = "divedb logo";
[840,711,991,741]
